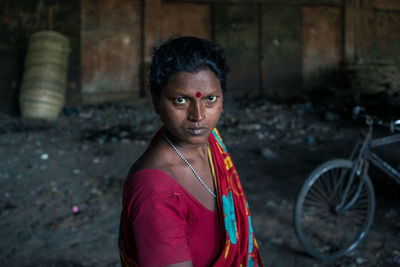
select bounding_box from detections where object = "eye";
[174,97,186,104]
[206,95,217,103]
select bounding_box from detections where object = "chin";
[181,131,211,145]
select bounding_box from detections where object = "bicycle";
[293,106,400,261]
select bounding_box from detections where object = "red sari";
[209,129,263,267]
[119,128,263,266]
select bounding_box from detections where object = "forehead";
[164,69,221,94]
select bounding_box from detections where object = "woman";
[119,36,263,267]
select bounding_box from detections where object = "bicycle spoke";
[304,194,328,207]
[320,173,334,200]
[303,202,327,212]
[307,187,328,205]
[344,215,366,227]
[294,160,375,261]
[311,180,330,203]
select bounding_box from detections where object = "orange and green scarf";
[209,128,263,267]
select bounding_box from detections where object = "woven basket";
[19,31,70,120]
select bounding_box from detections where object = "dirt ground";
[0,98,399,267]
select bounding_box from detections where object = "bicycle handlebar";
[352,106,400,133]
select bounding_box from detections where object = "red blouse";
[120,169,222,267]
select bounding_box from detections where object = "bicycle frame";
[368,134,400,184]
[336,119,400,211]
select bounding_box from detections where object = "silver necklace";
[161,131,217,199]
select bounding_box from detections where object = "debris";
[301,104,315,113]
[306,136,314,145]
[0,171,10,179]
[40,153,49,160]
[356,257,369,264]
[393,251,400,265]
[79,111,93,119]
[325,111,340,121]
[385,208,397,219]
[72,205,79,214]
[265,200,279,208]
[261,147,277,159]
[270,237,284,246]
[63,107,79,117]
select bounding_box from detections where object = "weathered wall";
[261,5,302,99]
[143,0,211,97]
[214,3,259,98]
[1,0,400,114]
[81,0,141,104]
[356,0,400,68]
[144,0,211,62]
[302,6,342,90]
[80,0,211,102]
[211,0,400,98]
[0,0,80,114]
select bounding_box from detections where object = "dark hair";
[149,36,229,100]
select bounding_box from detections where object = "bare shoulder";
[127,134,174,177]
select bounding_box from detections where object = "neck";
[162,130,209,158]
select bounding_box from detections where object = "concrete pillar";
[343,0,360,62]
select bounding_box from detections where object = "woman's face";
[155,69,223,147]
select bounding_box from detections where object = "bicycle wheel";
[294,159,375,261]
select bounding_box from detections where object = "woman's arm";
[125,170,193,266]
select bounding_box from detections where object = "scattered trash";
[356,257,369,264]
[301,104,315,113]
[385,208,397,219]
[306,136,314,145]
[393,251,400,265]
[265,200,279,208]
[72,169,80,175]
[325,111,340,121]
[0,171,10,179]
[270,237,284,246]
[79,111,93,119]
[92,158,100,164]
[72,205,79,214]
[63,107,79,117]
[40,153,49,160]
[261,147,277,159]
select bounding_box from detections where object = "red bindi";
[195,92,202,98]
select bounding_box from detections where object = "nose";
[188,100,205,121]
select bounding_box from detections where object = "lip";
[186,127,208,136]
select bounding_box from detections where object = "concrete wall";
[1,0,400,114]
[81,0,141,104]
[302,6,342,90]
[356,0,400,68]
[80,0,211,102]
[261,5,302,99]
